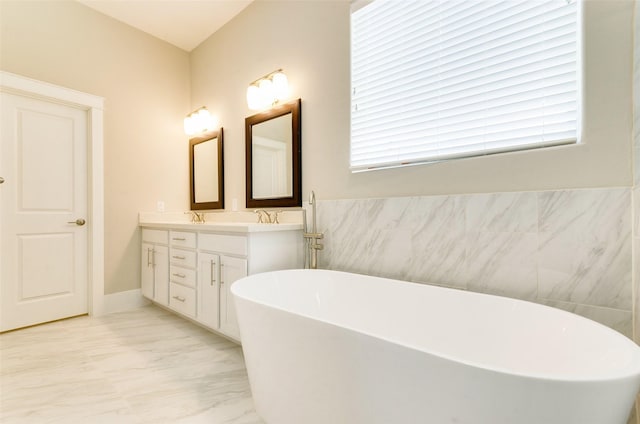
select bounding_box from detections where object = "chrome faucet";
[303,191,323,269]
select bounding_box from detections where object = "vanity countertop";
[139,220,303,233]
[139,211,304,233]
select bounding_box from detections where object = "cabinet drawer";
[199,233,247,256]
[142,229,168,244]
[169,283,196,317]
[170,265,196,288]
[170,248,196,268]
[170,231,196,249]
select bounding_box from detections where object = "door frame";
[0,71,105,317]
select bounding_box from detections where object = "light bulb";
[272,72,289,101]
[259,78,274,108]
[184,116,195,135]
[197,108,212,131]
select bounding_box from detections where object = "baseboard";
[104,289,150,314]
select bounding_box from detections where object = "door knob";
[67,218,86,226]
[0,177,4,184]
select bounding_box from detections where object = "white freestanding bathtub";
[232,269,640,424]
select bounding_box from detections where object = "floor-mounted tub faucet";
[303,191,323,269]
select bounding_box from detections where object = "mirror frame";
[245,98,301,208]
[189,128,224,210]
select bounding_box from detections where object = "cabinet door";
[141,242,154,300]
[197,252,220,329]
[153,245,169,306]
[219,255,247,340]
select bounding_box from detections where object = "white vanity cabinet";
[218,255,247,339]
[140,221,302,343]
[141,229,169,306]
[198,233,249,340]
[197,252,220,329]
[197,251,247,339]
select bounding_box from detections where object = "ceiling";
[77,0,253,52]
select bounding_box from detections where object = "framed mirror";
[245,98,301,208]
[190,129,224,210]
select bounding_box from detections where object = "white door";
[0,92,88,332]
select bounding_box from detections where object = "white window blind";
[350,0,578,172]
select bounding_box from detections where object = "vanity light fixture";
[246,69,289,111]
[184,107,216,136]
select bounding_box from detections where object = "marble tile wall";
[316,187,633,338]
[314,8,639,422]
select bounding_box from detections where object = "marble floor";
[0,306,264,424]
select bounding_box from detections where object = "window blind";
[350,0,578,172]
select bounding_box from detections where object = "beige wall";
[0,0,634,296]
[192,0,634,205]
[190,0,352,209]
[0,1,191,294]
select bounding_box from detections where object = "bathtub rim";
[232,269,640,384]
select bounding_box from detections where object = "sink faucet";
[254,209,270,223]
[185,211,205,223]
[254,210,282,224]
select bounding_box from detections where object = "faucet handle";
[253,210,263,223]
[254,209,267,223]
[273,210,283,224]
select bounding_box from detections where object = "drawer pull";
[172,255,186,260]
[172,237,186,241]
[172,273,186,278]
[172,295,186,303]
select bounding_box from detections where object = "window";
[350,0,578,172]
